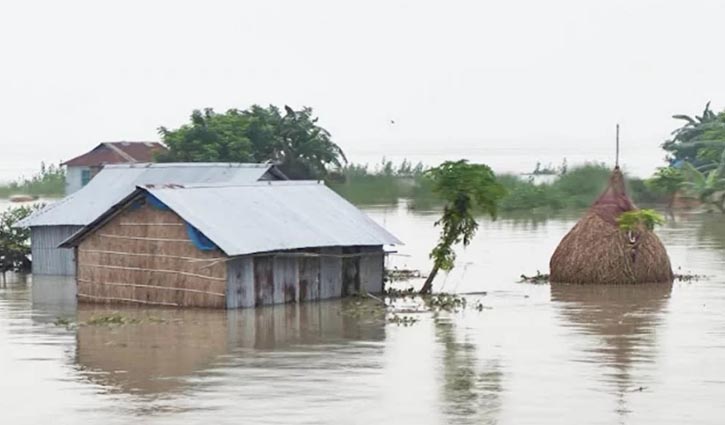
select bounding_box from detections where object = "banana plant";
[680,157,725,212]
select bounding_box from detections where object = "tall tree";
[158,105,346,179]
[662,102,725,167]
[157,108,254,163]
[420,160,506,294]
[646,167,685,209]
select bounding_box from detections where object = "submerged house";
[63,142,167,194]
[60,181,401,308]
[17,163,287,276]
[549,166,673,284]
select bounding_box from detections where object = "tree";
[0,205,41,282]
[157,105,347,179]
[157,108,254,163]
[646,167,685,208]
[419,160,506,294]
[662,102,725,167]
[680,157,725,213]
[246,105,347,179]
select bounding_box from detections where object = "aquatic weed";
[519,270,550,284]
[388,314,419,327]
[84,313,141,327]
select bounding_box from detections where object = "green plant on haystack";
[419,160,506,294]
[617,209,665,232]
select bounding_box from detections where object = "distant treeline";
[328,160,668,212]
[0,162,64,198]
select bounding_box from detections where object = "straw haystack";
[549,167,673,284]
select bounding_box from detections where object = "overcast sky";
[1,0,724,176]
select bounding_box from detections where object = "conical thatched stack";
[549,167,673,284]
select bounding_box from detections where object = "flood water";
[2,202,725,424]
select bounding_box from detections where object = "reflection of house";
[74,301,386,394]
[62,142,167,194]
[17,163,287,276]
[61,181,400,308]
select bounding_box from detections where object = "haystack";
[549,167,673,284]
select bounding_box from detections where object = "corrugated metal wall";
[31,226,81,276]
[225,246,385,309]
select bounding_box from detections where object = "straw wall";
[549,211,673,284]
[76,202,227,308]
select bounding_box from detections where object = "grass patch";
[0,162,65,198]
[329,161,667,212]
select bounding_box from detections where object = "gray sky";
[2,0,724,177]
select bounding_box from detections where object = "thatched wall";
[550,211,673,284]
[76,203,227,308]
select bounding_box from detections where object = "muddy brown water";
[2,202,725,424]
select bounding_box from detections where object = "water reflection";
[551,283,672,420]
[693,212,725,252]
[434,316,502,425]
[31,274,77,306]
[73,301,386,396]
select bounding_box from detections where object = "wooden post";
[616,124,620,168]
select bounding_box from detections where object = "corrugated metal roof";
[18,163,284,227]
[61,181,402,255]
[145,181,401,256]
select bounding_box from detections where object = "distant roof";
[62,181,401,256]
[62,142,167,167]
[18,163,287,227]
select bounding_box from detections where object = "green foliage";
[0,162,65,197]
[554,162,612,207]
[158,105,346,179]
[646,167,685,196]
[496,175,564,211]
[157,108,254,163]
[327,158,428,205]
[0,205,43,276]
[680,160,725,212]
[331,161,667,211]
[617,209,665,232]
[662,102,725,167]
[426,160,506,272]
[497,163,666,212]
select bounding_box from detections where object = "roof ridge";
[141,180,322,190]
[103,142,137,162]
[103,162,271,169]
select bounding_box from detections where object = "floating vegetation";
[52,312,173,328]
[519,270,550,284]
[385,267,424,282]
[388,314,419,327]
[343,290,488,328]
[53,317,74,328]
[425,293,467,312]
[674,273,708,282]
[85,313,142,326]
[384,286,417,298]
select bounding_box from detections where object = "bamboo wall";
[76,202,227,308]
